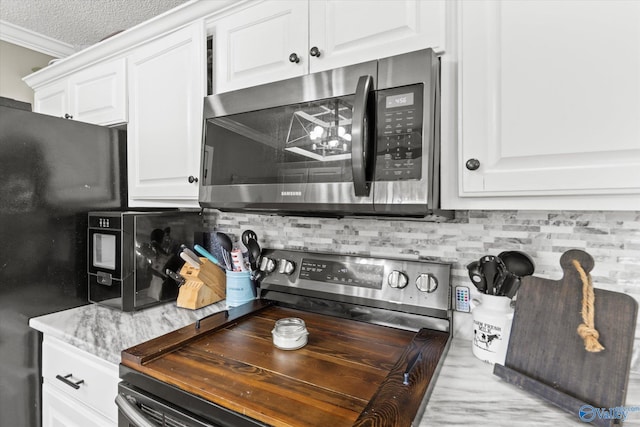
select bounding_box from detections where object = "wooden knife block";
[176,258,226,310]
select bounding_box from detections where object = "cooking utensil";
[193,244,225,270]
[492,257,509,296]
[466,260,486,293]
[480,255,498,295]
[497,251,535,298]
[500,273,521,299]
[241,230,258,246]
[498,251,535,277]
[231,249,246,271]
[245,238,262,272]
[216,232,233,270]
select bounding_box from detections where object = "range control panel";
[258,249,451,317]
[299,258,384,290]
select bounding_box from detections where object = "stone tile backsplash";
[203,209,640,371]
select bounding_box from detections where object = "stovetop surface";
[121,301,449,427]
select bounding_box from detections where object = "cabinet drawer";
[42,337,119,422]
[43,383,115,427]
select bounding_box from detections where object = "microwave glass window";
[203,94,356,186]
[93,233,116,269]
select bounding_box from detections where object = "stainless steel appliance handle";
[115,394,157,427]
[351,75,374,197]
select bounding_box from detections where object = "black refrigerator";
[0,99,127,427]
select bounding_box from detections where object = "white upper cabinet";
[34,80,67,118]
[308,0,445,73]
[214,1,309,93]
[127,22,205,207]
[34,58,127,126]
[457,0,640,207]
[212,0,445,93]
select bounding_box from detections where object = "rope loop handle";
[572,259,605,353]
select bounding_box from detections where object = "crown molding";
[0,20,77,58]
[22,0,243,89]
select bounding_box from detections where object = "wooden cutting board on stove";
[494,249,637,427]
[121,300,449,427]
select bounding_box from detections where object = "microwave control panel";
[375,84,423,181]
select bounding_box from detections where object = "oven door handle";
[115,394,157,427]
[351,74,375,197]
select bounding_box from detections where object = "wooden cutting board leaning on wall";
[494,249,638,427]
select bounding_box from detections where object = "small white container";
[272,318,308,350]
[471,294,514,365]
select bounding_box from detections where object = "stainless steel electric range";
[117,249,452,427]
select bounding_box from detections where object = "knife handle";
[194,244,225,269]
[181,247,202,264]
[180,252,200,269]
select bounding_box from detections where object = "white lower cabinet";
[41,337,119,426]
[43,383,114,427]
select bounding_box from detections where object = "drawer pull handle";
[56,374,84,390]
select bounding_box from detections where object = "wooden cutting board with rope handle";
[494,249,638,427]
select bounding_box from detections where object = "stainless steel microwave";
[88,210,201,312]
[200,48,450,218]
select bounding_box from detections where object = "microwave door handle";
[351,75,374,197]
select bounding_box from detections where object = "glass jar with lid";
[271,317,308,350]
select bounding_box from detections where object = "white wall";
[0,40,53,106]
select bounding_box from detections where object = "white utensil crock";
[471,294,514,365]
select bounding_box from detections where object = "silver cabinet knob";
[259,257,276,273]
[309,46,321,57]
[416,273,438,293]
[465,158,480,171]
[188,175,198,183]
[289,53,300,63]
[388,270,409,289]
[278,259,296,275]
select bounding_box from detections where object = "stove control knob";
[259,257,276,273]
[278,259,296,275]
[416,273,438,293]
[388,270,409,289]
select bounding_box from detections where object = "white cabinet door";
[69,58,127,126]
[42,337,120,422]
[128,22,205,206]
[33,59,127,126]
[459,0,640,198]
[34,80,67,118]
[309,0,445,73]
[214,0,308,93]
[43,384,115,427]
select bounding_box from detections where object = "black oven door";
[117,383,218,427]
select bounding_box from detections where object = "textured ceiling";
[0,0,190,51]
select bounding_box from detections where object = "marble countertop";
[30,302,640,426]
[29,301,228,365]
